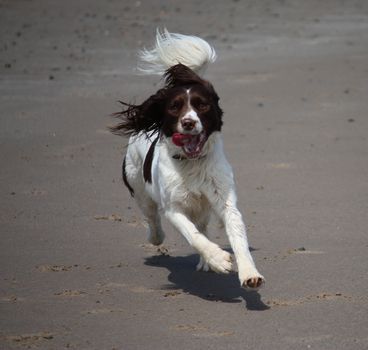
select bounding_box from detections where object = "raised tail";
[137,29,216,76]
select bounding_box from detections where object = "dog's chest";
[155,145,223,213]
[179,189,211,217]
[171,169,213,213]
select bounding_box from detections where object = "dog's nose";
[181,118,196,131]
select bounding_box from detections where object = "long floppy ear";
[110,88,167,136]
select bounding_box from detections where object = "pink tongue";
[172,133,193,147]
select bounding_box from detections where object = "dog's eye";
[197,102,209,111]
[168,101,181,111]
[191,97,210,112]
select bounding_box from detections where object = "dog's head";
[111,64,223,159]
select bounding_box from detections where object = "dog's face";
[161,84,223,158]
[111,64,223,159]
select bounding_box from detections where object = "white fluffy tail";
[138,29,216,76]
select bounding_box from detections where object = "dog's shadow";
[145,252,269,311]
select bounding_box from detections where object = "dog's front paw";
[239,272,265,290]
[196,256,210,272]
[203,245,233,274]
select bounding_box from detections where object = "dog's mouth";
[172,132,207,159]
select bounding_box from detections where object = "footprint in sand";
[1,332,54,347]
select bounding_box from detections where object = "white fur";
[124,132,264,288]
[123,31,264,289]
[176,89,203,134]
[138,28,217,76]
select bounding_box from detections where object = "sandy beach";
[1,0,368,349]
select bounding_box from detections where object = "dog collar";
[172,154,206,161]
[172,154,187,160]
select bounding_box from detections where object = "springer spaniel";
[111,30,264,289]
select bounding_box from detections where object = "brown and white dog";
[111,30,264,289]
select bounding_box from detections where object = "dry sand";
[1,0,368,349]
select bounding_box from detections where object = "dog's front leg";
[209,190,265,289]
[164,210,233,274]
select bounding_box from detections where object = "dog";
[111,30,264,289]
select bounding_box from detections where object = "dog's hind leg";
[124,144,165,246]
[194,214,212,272]
[136,195,165,246]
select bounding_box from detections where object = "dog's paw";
[147,229,165,246]
[196,256,210,272]
[240,273,265,290]
[203,245,233,274]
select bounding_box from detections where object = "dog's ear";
[110,89,167,136]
